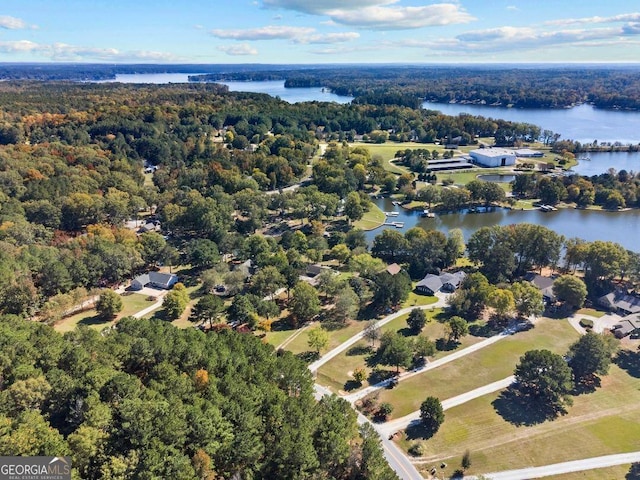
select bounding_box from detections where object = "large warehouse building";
[469,148,517,167]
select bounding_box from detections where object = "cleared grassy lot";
[54,292,158,333]
[539,465,635,480]
[284,319,368,356]
[408,365,640,480]
[375,318,580,417]
[402,291,438,308]
[316,309,487,394]
[353,203,386,230]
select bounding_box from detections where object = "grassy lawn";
[437,168,513,186]
[576,308,607,318]
[408,365,640,480]
[54,292,159,333]
[263,327,301,348]
[316,310,485,395]
[402,291,438,308]
[284,319,367,356]
[376,318,580,418]
[353,203,386,230]
[539,466,634,480]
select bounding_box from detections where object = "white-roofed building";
[469,148,517,167]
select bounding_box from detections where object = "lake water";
[366,198,640,251]
[476,174,516,183]
[219,80,353,104]
[570,151,640,176]
[93,75,640,144]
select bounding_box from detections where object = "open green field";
[437,168,512,186]
[402,291,438,308]
[263,326,301,348]
[316,310,486,394]
[576,308,607,318]
[540,465,635,480]
[353,202,386,230]
[284,319,368,355]
[408,365,640,480]
[375,318,580,417]
[54,292,159,333]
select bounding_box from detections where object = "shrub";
[579,318,594,329]
[408,443,424,457]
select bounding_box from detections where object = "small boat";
[392,222,404,228]
[384,211,400,217]
[391,201,401,206]
[421,209,435,218]
[578,156,591,161]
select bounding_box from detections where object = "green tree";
[511,281,544,319]
[96,290,123,320]
[461,450,472,471]
[420,396,445,434]
[227,294,257,324]
[352,367,367,385]
[332,287,359,323]
[515,349,573,413]
[407,308,427,333]
[357,423,399,480]
[413,335,436,362]
[139,231,167,266]
[251,266,285,299]
[372,271,411,311]
[445,316,469,343]
[363,320,381,347]
[190,294,224,328]
[568,332,618,385]
[290,282,321,325]
[553,275,587,309]
[378,331,413,373]
[308,326,329,353]
[344,191,364,223]
[377,402,394,421]
[187,239,220,270]
[487,288,515,321]
[164,283,189,320]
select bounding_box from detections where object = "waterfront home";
[598,290,640,316]
[415,271,466,295]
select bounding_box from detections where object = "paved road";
[309,292,449,372]
[379,376,515,436]
[344,328,515,403]
[314,385,425,480]
[475,451,640,480]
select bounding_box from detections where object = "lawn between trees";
[406,364,640,479]
[369,317,580,418]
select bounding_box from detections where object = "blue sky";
[1,0,640,63]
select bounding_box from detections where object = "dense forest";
[0,316,398,479]
[192,65,640,110]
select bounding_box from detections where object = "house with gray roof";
[415,271,466,295]
[131,272,178,290]
[598,291,640,316]
[524,272,557,303]
[611,313,640,338]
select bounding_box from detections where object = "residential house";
[611,313,640,339]
[598,291,640,316]
[386,263,402,276]
[131,272,178,290]
[524,272,557,304]
[415,271,466,295]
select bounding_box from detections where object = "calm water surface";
[366,198,640,251]
[571,151,640,176]
[93,75,640,144]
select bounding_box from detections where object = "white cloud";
[506,6,518,11]
[262,0,396,15]
[545,13,640,26]
[261,1,474,30]
[0,40,180,61]
[325,3,475,30]
[211,25,314,40]
[294,32,360,44]
[218,43,259,56]
[394,22,640,57]
[0,15,31,30]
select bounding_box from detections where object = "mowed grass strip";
[410,365,640,479]
[54,292,158,333]
[523,465,635,480]
[353,203,386,230]
[316,310,486,394]
[375,318,580,417]
[284,319,366,355]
